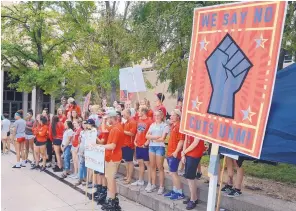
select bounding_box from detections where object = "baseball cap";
[156,93,165,102]
[86,119,95,126]
[173,109,181,117]
[106,110,117,118]
[68,97,75,103]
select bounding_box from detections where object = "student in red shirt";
[57,108,67,123]
[181,136,205,210]
[67,97,82,117]
[101,110,124,210]
[49,115,65,172]
[122,109,137,184]
[165,109,185,200]
[131,106,153,187]
[32,116,49,171]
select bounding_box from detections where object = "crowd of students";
[1,93,245,211]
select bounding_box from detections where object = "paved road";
[1,152,151,211]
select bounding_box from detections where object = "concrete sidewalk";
[1,153,152,211]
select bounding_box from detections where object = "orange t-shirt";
[147,109,154,119]
[135,117,153,147]
[105,123,124,162]
[48,121,64,141]
[72,127,82,147]
[67,105,82,117]
[123,118,137,149]
[184,136,205,158]
[58,114,67,123]
[34,125,49,142]
[167,122,185,159]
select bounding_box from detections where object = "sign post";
[180,1,287,211]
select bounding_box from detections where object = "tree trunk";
[36,87,44,115]
[277,48,286,71]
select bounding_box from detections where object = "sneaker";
[74,174,79,179]
[196,172,202,180]
[221,184,233,194]
[31,162,36,167]
[131,180,144,186]
[87,183,93,188]
[164,190,175,198]
[145,183,152,191]
[157,187,165,195]
[31,164,40,170]
[170,192,185,200]
[186,200,197,210]
[40,166,46,172]
[227,188,242,197]
[12,165,21,169]
[183,198,198,205]
[146,184,157,193]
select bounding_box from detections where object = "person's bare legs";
[156,155,165,188]
[6,136,11,153]
[172,172,182,190]
[20,141,26,164]
[54,145,62,168]
[29,138,35,163]
[72,150,78,175]
[25,140,30,160]
[15,141,21,164]
[34,145,40,167]
[149,152,156,185]
[126,162,134,183]
[40,145,47,167]
[144,161,151,184]
[226,158,234,186]
[234,160,244,190]
[138,159,145,181]
[187,179,197,201]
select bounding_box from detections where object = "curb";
[117,164,296,211]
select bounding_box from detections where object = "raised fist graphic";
[206,34,253,118]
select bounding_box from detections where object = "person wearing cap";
[121,109,137,184]
[100,109,124,210]
[67,97,82,117]
[154,93,167,120]
[131,106,153,187]
[164,109,185,200]
[181,136,205,210]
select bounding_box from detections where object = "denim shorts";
[184,156,201,180]
[167,156,180,173]
[149,146,165,156]
[136,147,149,161]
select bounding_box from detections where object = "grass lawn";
[200,155,296,184]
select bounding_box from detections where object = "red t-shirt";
[72,127,82,147]
[167,122,185,159]
[49,122,64,141]
[184,136,205,158]
[123,118,137,149]
[58,114,67,123]
[105,123,124,162]
[34,125,48,142]
[135,118,153,147]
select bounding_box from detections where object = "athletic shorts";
[71,145,78,152]
[16,137,26,143]
[94,170,104,175]
[135,147,149,161]
[53,139,62,146]
[105,162,120,179]
[149,146,165,156]
[122,146,134,162]
[167,156,180,173]
[236,156,245,168]
[25,134,35,140]
[35,140,47,146]
[184,156,201,180]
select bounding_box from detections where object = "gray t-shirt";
[148,122,169,147]
[25,119,35,135]
[13,119,26,138]
[1,119,11,133]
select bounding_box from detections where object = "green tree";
[1,2,71,113]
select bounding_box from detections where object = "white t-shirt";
[148,122,169,147]
[78,130,87,156]
[85,128,98,145]
[1,119,11,133]
[62,129,74,146]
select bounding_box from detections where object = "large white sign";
[119,67,146,92]
[85,145,105,174]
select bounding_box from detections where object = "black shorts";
[236,156,245,168]
[184,156,201,180]
[53,139,62,146]
[35,140,47,146]
[122,146,134,162]
[94,170,104,175]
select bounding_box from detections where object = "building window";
[6,91,14,101]
[15,92,22,101]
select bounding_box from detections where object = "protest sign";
[180,1,287,158]
[82,91,91,114]
[120,90,134,101]
[85,145,105,174]
[119,67,146,93]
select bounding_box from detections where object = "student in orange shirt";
[131,106,153,187]
[101,110,124,210]
[164,109,185,200]
[181,136,205,210]
[57,108,67,123]
[32,116,49,171]
[49,115,65,172]
[67,97,82,117]
[122,109,137,184]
